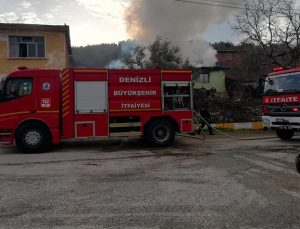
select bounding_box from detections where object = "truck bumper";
[0,133,13,144]
[262,116,300,129]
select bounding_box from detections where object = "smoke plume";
[106,40,137,69]
[125,0,241,66]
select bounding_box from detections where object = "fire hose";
[177,110,278,141]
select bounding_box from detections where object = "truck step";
[110,131,142,137]
[109,122,141,128]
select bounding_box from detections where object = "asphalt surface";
[0,131,299,228]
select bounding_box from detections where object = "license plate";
[279,126,292,130]
[276,118,288,122]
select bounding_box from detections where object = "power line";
[173,0,245,10]
[181,0,248,7]
[173,0,300,15]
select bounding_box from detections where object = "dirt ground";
[0,130,299,228]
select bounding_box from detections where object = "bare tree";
[232,0,300,67]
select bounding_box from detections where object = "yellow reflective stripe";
[62,94,70,102]
[0,111,30,118]
[62,78,70,86]
[63,111,70,117]
[62,105,70,113]
[74,69,108,73]
[0,110,59,118]
[109,122,141,128]
[62,84,69,92]
[37,110,59,113]
[110,132,141,137]
[62,89,70,97]
[62,100,69,107]
[161,70,192,74]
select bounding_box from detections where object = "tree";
[232,0,300,67]
[122,45,147,69]
[211,42,236,51]
[123,37,184,69]
[72,43,120,68]
[148,37,182,69]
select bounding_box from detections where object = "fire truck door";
[6,77,35,114]
[74,81,108,138]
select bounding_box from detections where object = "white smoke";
[107,60,125,69]
[125,0,242,67]
[180,40,217,67]
[106,40,137,69]
[120,40,137,55]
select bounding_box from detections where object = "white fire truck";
[262,66,300,140]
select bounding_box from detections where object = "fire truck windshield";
[264,73,300,95]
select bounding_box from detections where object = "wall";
[193,70,226,93]
[216,51,243,67]
[0,29,68,77]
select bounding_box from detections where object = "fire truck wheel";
[296,154,300,174]
[15,122,52,153]
[145,119,175,147]
[275,129,294,141]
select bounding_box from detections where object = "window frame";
[8,35,46,59]
[197,73,210,84]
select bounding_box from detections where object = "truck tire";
[296,154,300,174]
[275,129,294,141]
[15,122,52,153]
[144,119,175,147]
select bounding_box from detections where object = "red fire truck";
[0,68,193,153]
[262,66,300,140]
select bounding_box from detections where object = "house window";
[197,73,209,83]
[9,36,45,58]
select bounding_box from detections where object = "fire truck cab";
[262,66,300,140]
[0,68,193,153]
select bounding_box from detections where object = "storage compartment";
[75,81,107,113]
[163,82,191,110]
[181,119,193,133]
[75,122,95,138]
[109,116,142,137]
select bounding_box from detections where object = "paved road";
[0,131,299,228]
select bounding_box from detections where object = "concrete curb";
[194,122,263,130]
[212,122,263,130]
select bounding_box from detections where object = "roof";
[0,23,72,54]
[216,50,245,53]
[194,66,230,72]
[269,67,300,76]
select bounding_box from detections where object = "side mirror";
[268,79,274,86]
[257,77,265,96]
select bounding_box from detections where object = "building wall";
[0,29,68,77]
[193,70,226,93]
[216,51,243,67]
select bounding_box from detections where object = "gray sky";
[0,0,131,46]
[0,0,298,46]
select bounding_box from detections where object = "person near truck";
[197,103,214,135]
